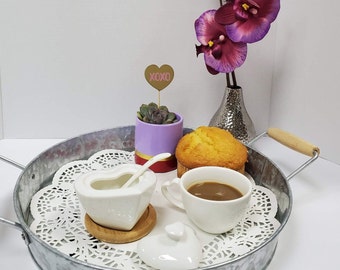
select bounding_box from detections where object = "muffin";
[175,126,247,177]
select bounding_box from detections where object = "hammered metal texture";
[209,86,256,144]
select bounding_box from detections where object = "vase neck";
[224,86,244,103]
[226,86,242,91]
[210,85,256,143]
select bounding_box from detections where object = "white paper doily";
[30,149,280,269]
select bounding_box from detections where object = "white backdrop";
[270,0,340,164]
[0,0,339,164]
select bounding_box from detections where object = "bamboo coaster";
[84,204,156,244]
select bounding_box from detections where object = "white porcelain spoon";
[121,152,171,188]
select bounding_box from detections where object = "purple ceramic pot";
[135,114,183,172]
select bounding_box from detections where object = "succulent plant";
[137,102,177,124]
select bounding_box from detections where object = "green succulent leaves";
[137,102,177,124]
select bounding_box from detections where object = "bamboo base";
[84,204,156,244]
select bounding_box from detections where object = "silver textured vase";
[209,86,256,143]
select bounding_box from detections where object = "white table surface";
[0,137,339,270]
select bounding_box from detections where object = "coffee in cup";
[187,181,243,201]
[161,166,252,234]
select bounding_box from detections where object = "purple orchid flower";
[215,0,280,43]
[195,9,247,74]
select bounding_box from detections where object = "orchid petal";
[195,10,221,45]
[215,3,236,25]
[227,17,271,43]
[216,0,280,43]
[203,39,247,73]
[206,64,220,75]
[195,9,248,74]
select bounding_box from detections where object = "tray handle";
[267,128,320,157]
[248,128,320,181]
[0,155,29,244]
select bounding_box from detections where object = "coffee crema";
[187,181,243,201]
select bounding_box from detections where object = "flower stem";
[226,71,238,88]
[226,73,231,87]
[231,71,237,86]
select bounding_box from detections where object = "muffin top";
[175,126,247,171]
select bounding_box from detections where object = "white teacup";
[74,164,156,231]
[161,166,252,234]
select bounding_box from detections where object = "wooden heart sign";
[144,64,174,91]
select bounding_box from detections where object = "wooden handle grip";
[267,128,320,157]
